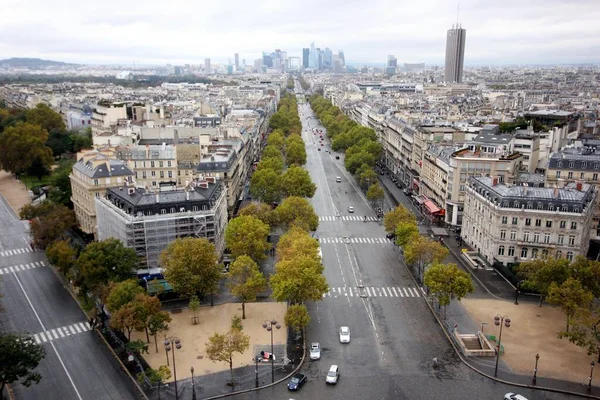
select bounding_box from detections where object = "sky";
[1,0,599,66]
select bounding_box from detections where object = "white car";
[504,394,528,400]
[325,365,340,384]
[336,176,342,183]
[347,206,354,213]
[310,342,321,360]
[339,326,350,343]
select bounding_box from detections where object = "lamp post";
[190,367,197,400]
[480,322,488,334]
[514,281,522,305]
[164,337,182,400]
[532,353,539,385]
[589,361,596,393]
[493,315,511,377]
[262,319,281,383]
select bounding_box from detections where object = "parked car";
[339,326,350,343]
[336,176,342,183]
[288,373,307,391]
[310,342,321,360]
[326,365,340,384]
[318,148,321,151]
[504,394,528,400]
[335,155,340,159]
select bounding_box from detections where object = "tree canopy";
[270,255,328,304]
[205,317,251,384]
[25,103,66,132]
[274,196,319,231]
[281,166,316,198]
[0,122,53,176]
[276,227,320,261]
[224,215,271,261]
[227,255,267,319]
[424,263,474,319]
[250,168,282,204]
[384,205,417,233]
[238,201,275,227]
[0,333,45,396]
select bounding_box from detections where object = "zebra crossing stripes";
[33,322,92,344]
[323,286,423,298]
[318,237,391,244]
[0,261,45,275]
[319,216,378,222]
[0,247,34,257]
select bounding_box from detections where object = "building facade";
[116,144,178,189]
[444,25,466,83]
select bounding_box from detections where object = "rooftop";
[73,154,133,179]
[472,132,513,145]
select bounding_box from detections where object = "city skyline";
[0,0,598,66]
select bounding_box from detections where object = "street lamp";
[493,315,511,377]
[589,361,596,393]
[262,319,281,383]
[190,367,197,400]
[164,337,182,400]
[532,353,539,385]
[515,281,522,305]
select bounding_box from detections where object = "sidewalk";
[0,170,32,217]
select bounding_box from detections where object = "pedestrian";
[89,318,94,329]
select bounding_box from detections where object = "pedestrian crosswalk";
[0,261,45,275]
[318,237,392,244]
[319,216,379,222]
[33,322,92,344]
[323,286,424,298]
[0,247,34,257]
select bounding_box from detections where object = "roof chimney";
[492,177,498,186]
[576,182,583,191]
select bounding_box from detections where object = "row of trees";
[384,205,474,318]
[297,75,309,91]
[517,257,600,361]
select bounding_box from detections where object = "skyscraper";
[302,48,310,68]
[310,42,317,69]
[444,24,466,83]
[204,58,211,74]
[338,51,345,66]
[234,53,239,70]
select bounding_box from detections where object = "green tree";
[384,205,416,233]
[366,183,384,207]
[28,202,76,249]
[0,122,54,176]
[266,129,285,150]
[160,237,220,299]
[261,145,284,161]
[344,150,376,174]
[270,255,328,304]
[280,166,316,198]
[70,130,92,152]
[45,239,76,275]
[256,157,284,174]
[404,235,449,282]
[205,317,251,384]
[0,333,46,396]
[274,196,319,231]
[424,263,474,319]
[45,129,72,158]
[227,255,267,319]
[276,227,320,262]
[25,103,66,132]
[148,312,171,353]
[77,238,139,293]
[547,277,593,333]
[48,159,75,206]
[138,365,171,399]
[285,304,311,333]
[238,202,275,227]
[285,141,307,166]
[224,215,271,261]
[188,295,201,325]
[395,222,419,247]
[250,168,282,204]
[517,257,571,301]
[356,164,377,190]
[558,302,600,362]
[106,279,145,313]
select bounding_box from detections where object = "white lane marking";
[403,288,410,297]
[40,332,48,342]
[413,288,421,297]
[34,334,41,344]
[11,272,84,400]
[50,329,59,339]
[381,287,388,297]
[397,287,404,297]
[366,287,372,296]
[391,287,399,297]
[69,326,77,335]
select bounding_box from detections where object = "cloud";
[0,0,598,65]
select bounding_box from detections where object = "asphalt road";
[0,194,139,400]
[229,88,580,400]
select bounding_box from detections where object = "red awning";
[423,200,441,214]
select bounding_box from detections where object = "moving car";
[347,206,354,213]
[504,394,528,400]
[310,342,321,360]
[288,373,307,391]
[336,176,342,183]
[339,326,350,343]
[335,155,340,159]
[325,365,340,384]
[318,148,321,151]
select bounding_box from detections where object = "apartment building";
[69,149,134,236]
[95,180,227,268]
[462,176,595,267]
[115,144,178,189]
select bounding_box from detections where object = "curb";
[396,250,600,399]
[203,332,307,399]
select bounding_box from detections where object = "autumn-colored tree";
[131,293,164,343]
[366,183,385,207]
[384,205,416,233]
[138,365,171,397]
[45,240,76,276]
[227,255,267,319]
[558,301,600,362]
[274,196,319,231]
[404,235,448,282]
[250,168,282,204]
[270,255,328,304]
[285,141,307,166]
[106,279,145,313]
[205,317,251,384]
[26,202,76,249]
[280,166,316,198]
[424,263,474,319]
[285,304,311,333]
[395,222,419,247]
[547,277,593,332]
[224,216,271,261]
[276,227,320,262]
[110,303,137,340]
[238,202,275,227]
[0,122,53,177]
[160,237,220,299]
[148,311,172,353]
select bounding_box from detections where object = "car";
[386,233,396,240]
[504,394,528,400]
[288,373,307,391]
[347,206,354,213]
[335,155,340,159]
[336,176,342,183]
[318,148,321,151]
[325,365,340,384]
[321,143,325,146]
[339,326,350,343]
[310,342,321,360]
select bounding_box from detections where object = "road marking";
[397,287,404,297]
[403,288,410,297]
[391,287,399,297]
[0,247,34,257]
[318,237,389,245]
[0,261,45,275]
[319,216,377,222]
[11,271,83,400]
[381,287,388,297]
[33,322,91,344]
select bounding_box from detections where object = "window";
[557,161,563,167]
[93,179,99,186]
[569,235,575,246]
[192,206,198,211]
[498,246,505,256]
[544,233,551,243]
[521,247,528,258]
[525,218,531,226]
[500,230,506,239]
[159,161,163,167]
[569,161,575,168]
[594,173,598,181]
[508,246,515,256]
[556,250,562,259]
[510,231,517,240]
[160,209,166,214]
[512,217,518,225]
[527,202,533,210]
[567,252,574,262]
[502,216,508,224]
[151,161,155,167]
[134,161,137,168]
[535,219,541,227]
[562,205,568,212]
[596,163,600,170]
[546,221,552,228]
[143,161,146,168]
[571,222,577,230]
[168,171,172,178]
[581,173,585,180]
[582,162,588,169]
[560,221,566,229]
[523,232,530,242]
[142,171,147,179]
[568,171,573,179]
[558,234,564,245]
[151,171,156,177]
[531,248,538,259]
[168,161,172,167]
[160,171,164,178]
[556,171,561,178]
[152,181,156,186]
[533,232,540,243]
[542,249,549,258]
[170,207,175,213]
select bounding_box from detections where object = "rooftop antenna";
[456,2,460,27]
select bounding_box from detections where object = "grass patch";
[20,174,52,190]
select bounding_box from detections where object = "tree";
[238,202,275,227]
[46,129,72,158]
[224,216,271,261]
[160,237,220,299]
[280,166,316,198]
[424,263,474,319]
[188,295,201,325]
[48,159,76,206]
[77,238,139,293]
[547,277,593,333]
[131,293,164,343]
[26,202,76,249]
[261,145,284,161]
[148,312,171,353]
[285,304,311,333]
[227,255,267,319]
[205,317,251,384]
[558,301,600,362]
[270,255,328,304]
[366,183,384,206]
[70,130,92,152]
[0,122,53,176]
[138,365,171,399]
[517,257,571,301]
[0,333,45,396]
[25,103,66,132]
[395,222,419,247]
[45,239,76,276]
[276,227,320,262]
[356,164,377,190]
[110,302,137,340]
[384,205,416,233]
[274,196,319,231]
[404,235,448,282]
[285,141,307,166]
[266,130,285,150]
[250,168,282,204]
[344,150,376,174]
[106,279,145,313]
[256,157,284,174]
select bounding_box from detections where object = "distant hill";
[0,58,78,67]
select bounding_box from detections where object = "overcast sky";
[1,0,598,66]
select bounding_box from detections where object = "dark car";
[386,233,396,240]
[335,155,340,159]
[288,373,307,391]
